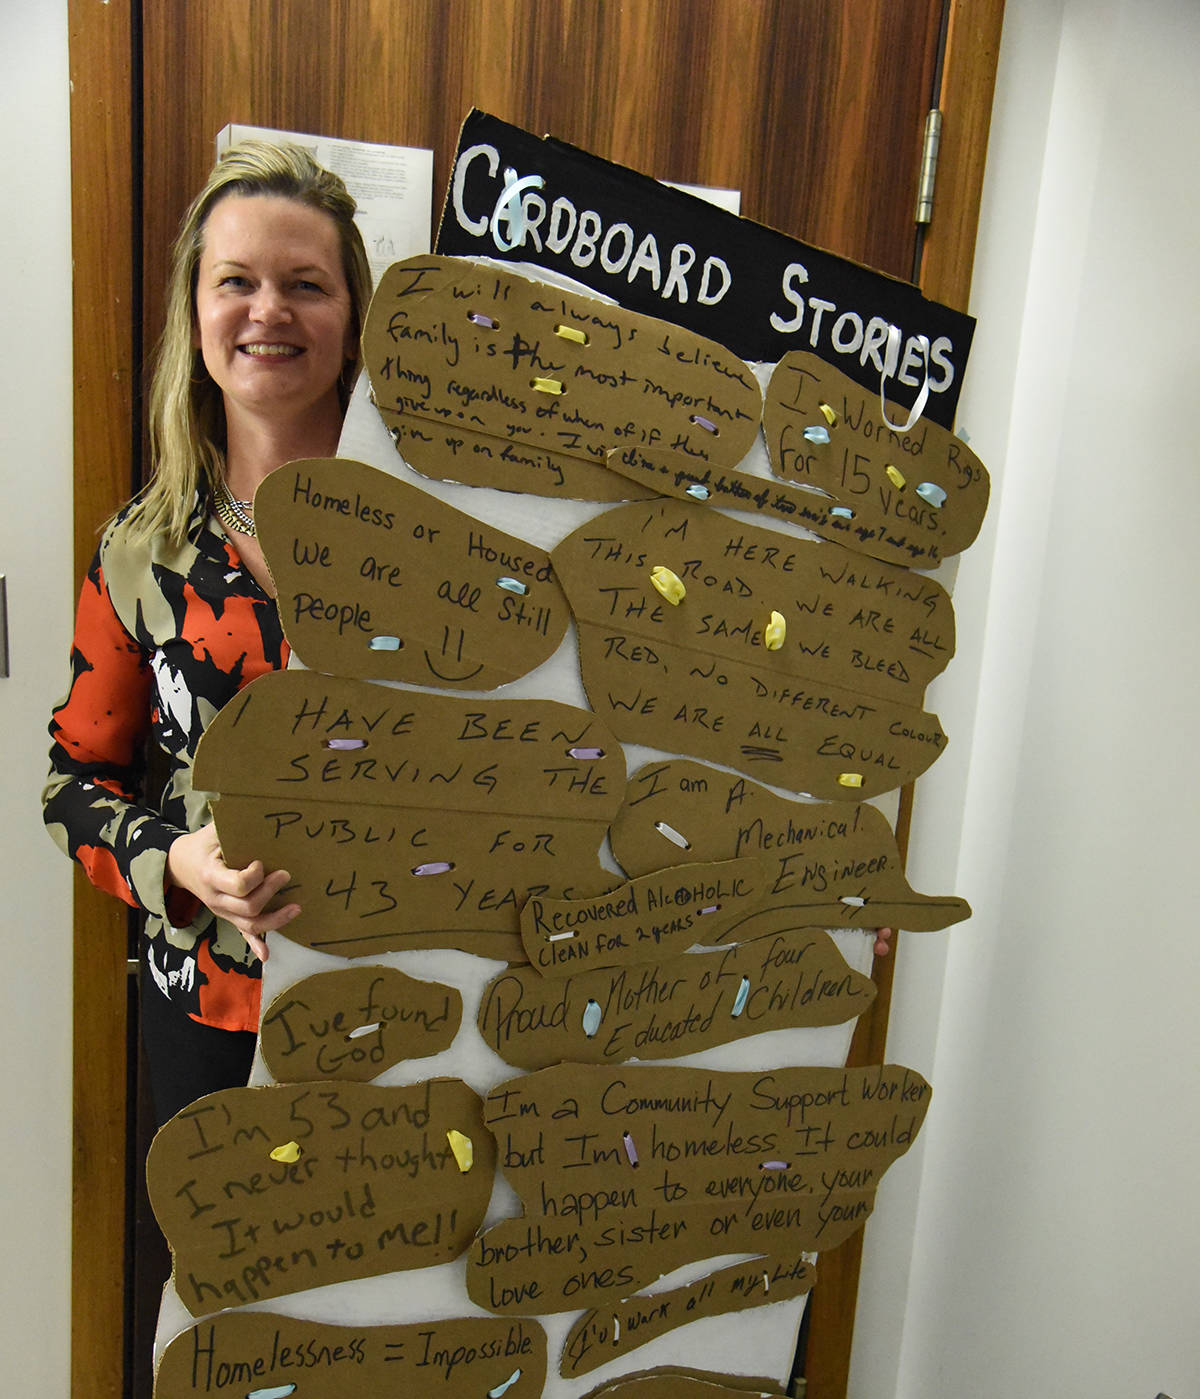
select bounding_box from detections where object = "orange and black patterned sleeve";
[43,549,181,911]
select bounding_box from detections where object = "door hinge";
[915,108,942,225]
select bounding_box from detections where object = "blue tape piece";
[685,483,711,500]
[488,1370,522,1398]
[803,425,831,445]
[830,506,855,519]
[497,576,528,594]
[248,1386,297,1399]
[582,1000,602,1037]
[916,481,947,508]
[731,976,751,1017]
[369,635,402,651]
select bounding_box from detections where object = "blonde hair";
[131,140,371,545]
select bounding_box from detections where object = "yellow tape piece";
[554,323,589,345]
[764,610,787,650]
[531,377,565,395]
[818,401,838,427]
[837,773,864,788]
[269,1141,302,1164]
[649,565,686,605]
[885,464,907,489]
[446,1129,474,1173]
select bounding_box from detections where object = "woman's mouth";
[239,343,303,357]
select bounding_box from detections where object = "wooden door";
[68,2,1004,1395]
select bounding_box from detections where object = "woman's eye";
[219,275,250,289]
[296,280,324,293]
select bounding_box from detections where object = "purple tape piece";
[412,861,453,876]
[325,738,366,750]
[689,414,719,435]
[469,312,499,328]
[623,1131,639,1167]
[760,1160,790,1171]
[567,747,604,760]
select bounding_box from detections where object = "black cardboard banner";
[435,110,974,428]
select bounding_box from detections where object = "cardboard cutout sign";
[256,458,570,686]
[552,500,955,704]
[148,1079,495,1316]
[478,930,875,1069]
[519,857,773,975]
[610,760,970,932]
[602,444,964,572]
[363,255,762,499]
[260,966,461,1082]
[762,352,990,567]
[193,671,624,958]
[466,1063,929,1315]
[562,1254,815,1378]
[549,504,948,800]
[437,110,974,429]
[579,1370,788,1399]
[154,1312,547,1399]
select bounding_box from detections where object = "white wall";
[0,5,74,1396]
[854,1,1200,1396]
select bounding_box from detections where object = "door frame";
[66,3,1004,1394]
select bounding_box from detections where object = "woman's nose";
[250,283,291,323]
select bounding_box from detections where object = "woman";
[44,141,372,1125]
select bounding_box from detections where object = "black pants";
[139,961,257,1128]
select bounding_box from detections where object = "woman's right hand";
[166,821,299,962]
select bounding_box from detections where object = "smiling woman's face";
[193,193,354,431]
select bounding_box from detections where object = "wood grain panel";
[141,0,943,373]
[920,0,1005,310]
[68,2,137,1392]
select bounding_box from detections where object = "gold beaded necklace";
[214,480,256,538]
